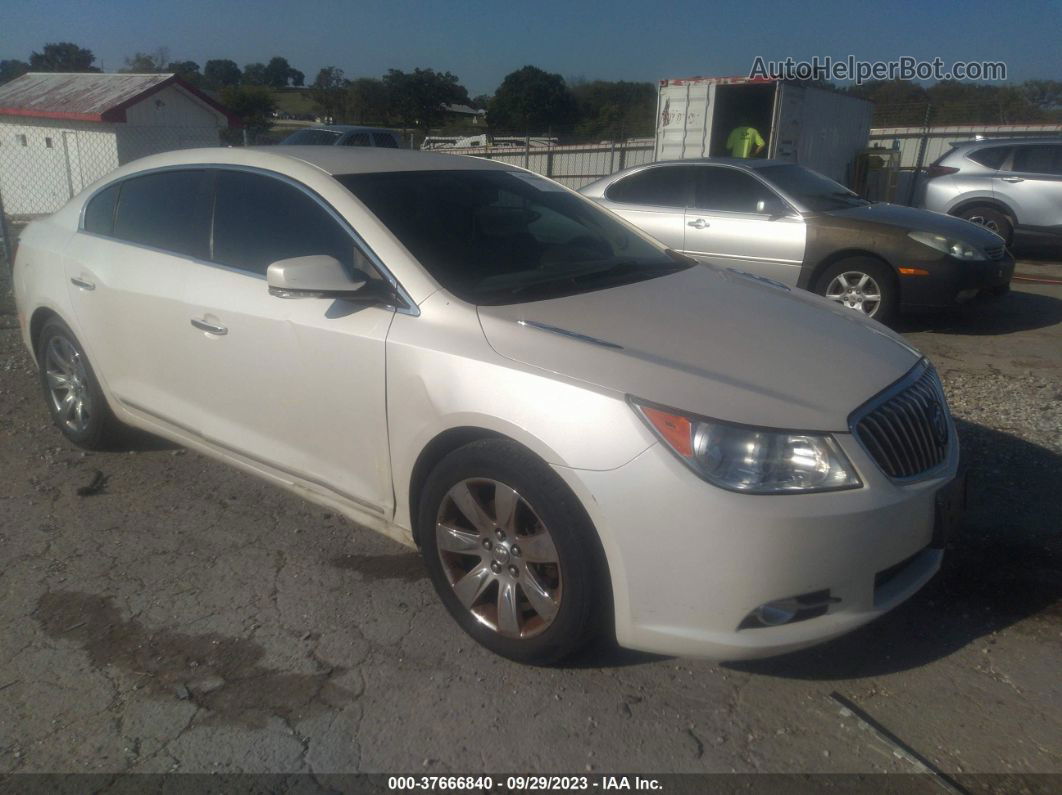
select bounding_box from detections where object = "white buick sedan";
[13,147,964,663]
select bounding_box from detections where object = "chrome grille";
[985,244,1005,261]
[853,366,950,479]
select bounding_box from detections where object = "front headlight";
[631,400,861,494]
[908,230,985,260]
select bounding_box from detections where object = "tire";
[36,318,121,450]
[417,439,606,664]
[815,257,898,324]
[957,205,1013,246]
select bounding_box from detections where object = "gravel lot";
[0,254,1059,784]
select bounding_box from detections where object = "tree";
[1021,80,1062,114]
[242,63,268,86]
[347,77,389,123]
[570,80,655,138]
[0,59,29,86]
[264,56,303,88]
[220,85,274,136]
[28,42,100,72]
[203,59,241,90]
[121,47,169,73]
[471,94,492,111]
[382,67,469,129]
[487,66,577,132]
[166,60,202,86]
[309,66,347,119]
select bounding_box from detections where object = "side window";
[113,170,212,259]
[285,129,342,145]
[83,183,120,236]
[373,133,399,148]
[212,171,364,276]
[692,167,777,213]
[968,147,1010,169]
[1012,145,1062,175]
[605,167,690,207]
[342,133,372,147]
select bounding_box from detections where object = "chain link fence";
[867,102,1062,203]
[0,122,225,264]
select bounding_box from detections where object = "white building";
[0,72,238,216]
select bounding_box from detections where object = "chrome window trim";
[76,163,419,316]
[846,359,953,485]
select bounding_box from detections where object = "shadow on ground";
[729,419,1061,680]
[894,289,1062,336]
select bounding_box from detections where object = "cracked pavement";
[1,258,1059,776]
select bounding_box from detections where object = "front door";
[182,169,395,514]
[683,165,806,285]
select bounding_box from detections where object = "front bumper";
[554,427,959,660]
[900,251,1015,309]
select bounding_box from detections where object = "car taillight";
[925,165,959,179]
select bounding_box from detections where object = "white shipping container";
[655,77,873,186]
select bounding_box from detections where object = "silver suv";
[921,138,1062,247]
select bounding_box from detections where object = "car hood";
[823,203,1003,247]
[477,266,922,432]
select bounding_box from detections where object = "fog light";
[756,601,798,626]
[738,590,840,630]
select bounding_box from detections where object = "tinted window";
[1012,145,1062,175]
[212,171,360,275]
[113,170,211,258]
[338,169,687,305]
[282,129,342,145]
[753,164,867,212]
[693,167,778,213]
[83,183,119,236]
[968,146,1010,169]
[605,167,690,206]
[373,133,399,148]
[343,132,372,147]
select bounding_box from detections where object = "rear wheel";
[36,318,121,449]
[957,205,1013,246]
[815,257,897,324]
[418,439,605,664]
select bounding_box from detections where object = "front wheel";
[815,257,898,324]
[418,439,605,664]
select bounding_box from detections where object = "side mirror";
[755,197,789,218]
[267,255,373,300]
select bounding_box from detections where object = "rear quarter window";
[967,147,1011,169]
[82,183,120,236]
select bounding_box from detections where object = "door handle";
[1001,176,1024,183]
[190,318,228,336]
[687,218,709,229]
[70,277,95,290]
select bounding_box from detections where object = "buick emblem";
[926,401,948,445]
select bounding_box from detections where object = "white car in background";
[13,147,963,663]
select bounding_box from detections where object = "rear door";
[995,144,1062,229]
[683,165,806,284]
[183,169,395,514]
[64,169,212,424]
[596,166,691,251]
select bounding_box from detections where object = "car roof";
[949,137,1062,150]
[311,125,399,134]
[94,145,517,179]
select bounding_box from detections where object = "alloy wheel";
[44,335,93,434]
[966,214,1000,234]
[435,478,562,639]
[825,271,882,316]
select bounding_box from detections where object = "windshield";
[756,164,870,212]
[337,169,690,305]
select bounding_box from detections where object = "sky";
[2,0,1060,96]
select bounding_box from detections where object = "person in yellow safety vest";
[726,122,766,159]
